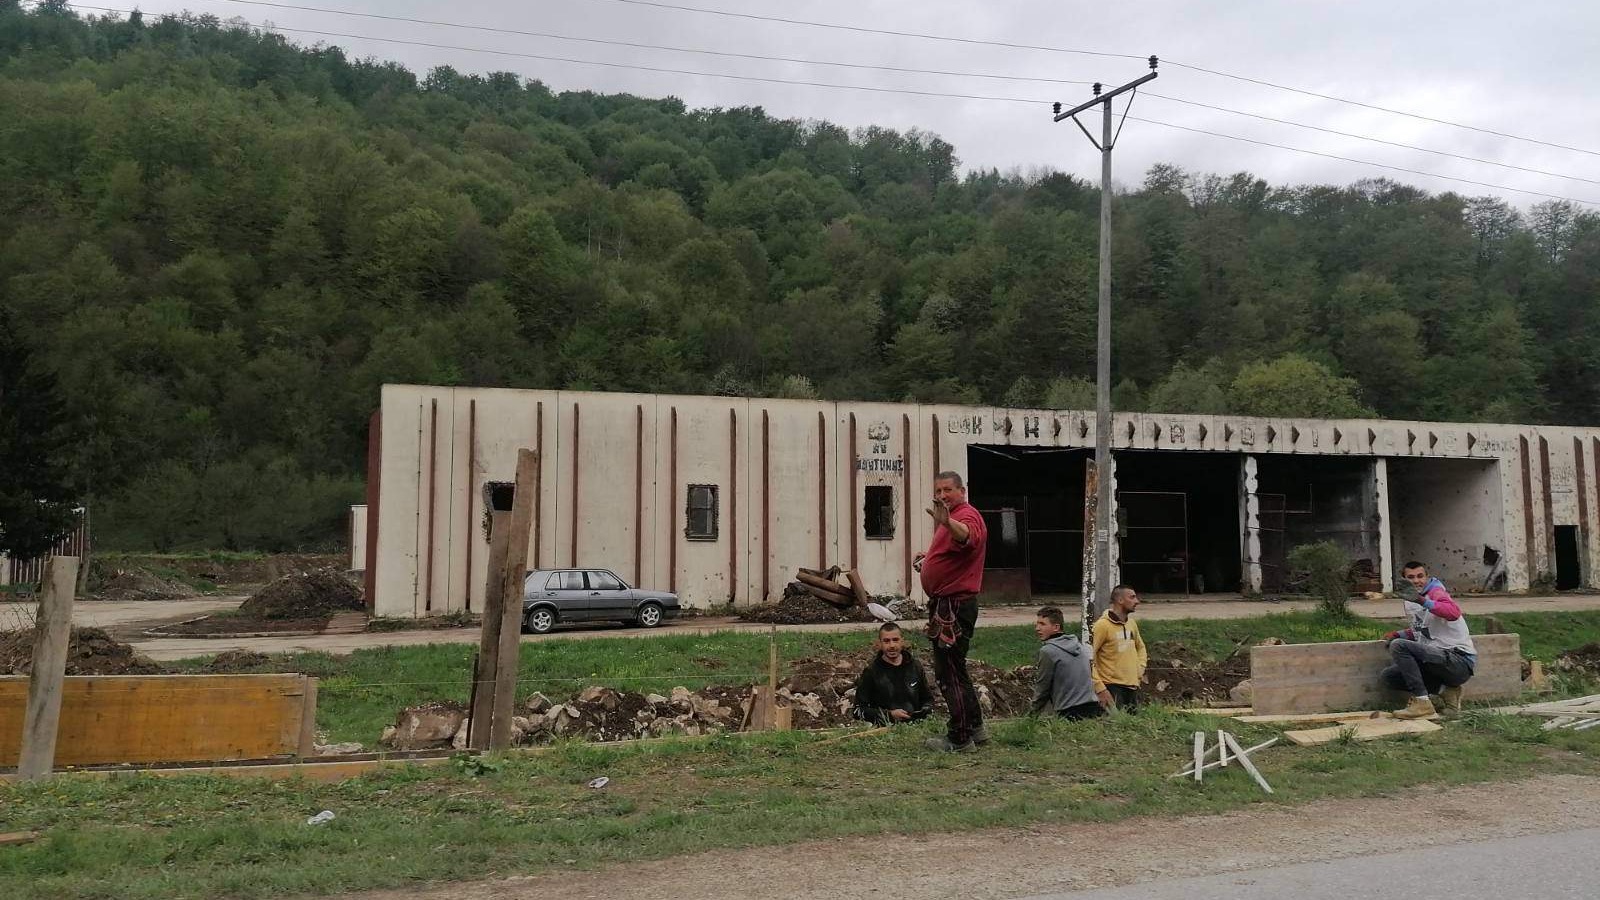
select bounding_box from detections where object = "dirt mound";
[239,567,363,620]
[95,553,346,587]
[1141,641,1250,703]
[739,582,876,625]
[92,568,198,602]
[200,649,273,673]
[1554,642,1600,677]
[0,626,167,675]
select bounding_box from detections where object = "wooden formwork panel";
[1250,634,1522,715]
[0,674,315,767]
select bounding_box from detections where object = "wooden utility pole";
[18,555,79,780]
[1053,57,1159,631]
[490,449,539,749]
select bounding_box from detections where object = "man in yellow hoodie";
[1091,584,1148,712]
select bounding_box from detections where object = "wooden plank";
[1192,731,1204,781]
[469,509,511,750]
[1222,731,1273,794]
[0,832,41,846]
[1236,710,1398,725]
[491,448,539,750]
[1182,707,1253,717]
[1171,737,1275,779]
[1250,634,1522,715]
[0,674,312,767]
[1283,718,1443,747]
[298,678,318,758]
[17,556,78,780]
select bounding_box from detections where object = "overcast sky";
[108,0,1598,209]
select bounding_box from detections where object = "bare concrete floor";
[3,591,1596,661]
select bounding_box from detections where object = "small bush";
[1288,541,1355,617]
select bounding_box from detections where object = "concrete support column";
[1373,457,1394,592]
[1240,455,1263,594]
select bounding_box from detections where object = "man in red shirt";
[914,470,989,752]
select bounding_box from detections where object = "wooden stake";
[490,449,539,750]
[1170,737,1277,779]
[1192,731,1204,782]
[18,556,79,780]
[1218,729,1229,767]
[1222,731,1274,794]
[469,509,511,750]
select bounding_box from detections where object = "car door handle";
[590,592,601,596]
[545,592,556,596]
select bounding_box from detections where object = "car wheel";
[525,607,556,635]
[634,601,664,628]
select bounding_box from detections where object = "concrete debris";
[525,692,553,713]
[388,703,467,751]
[314,742,364,756]
[1230,679,1253,703]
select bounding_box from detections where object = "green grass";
[157,610,1600,745]
[2,707,1595,900]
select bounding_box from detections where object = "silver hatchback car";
[520,568,682,634]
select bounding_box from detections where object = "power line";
[587,0,1149,62]
[56,5,1600,206]
[1160,59,1600,161]
[177,0,1100,88]
[132,0,1600,186]
[1126,115,1599,204]
[579,0,1600,159]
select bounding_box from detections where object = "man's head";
[1110,584,1141,615]
[1034,606,1065,640]
[1402,561,1429,590]
[876,622,905,662]
[933,470,967,508]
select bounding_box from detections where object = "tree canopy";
[3,6,1598,550]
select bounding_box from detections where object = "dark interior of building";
[967,445,1088,596]
[1256,456,1380,592]
[1114,451,1243,595]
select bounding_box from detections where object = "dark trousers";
[929,594,982,744]
[1105,683,1141,713]
[1381,639,1474,697]
[1061,701,1106,721]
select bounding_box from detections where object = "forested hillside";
[3,4,1597,551]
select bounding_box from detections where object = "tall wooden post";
[490,448,539,749]
[18,556,79,780]
[468,508,511,750]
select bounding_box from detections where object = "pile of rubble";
[380,651,1039,749]
[0,626,166,676]
[239,567,363,620]
[91,568,198,602]
[738,582,877,625]
[1555,642,1600,678]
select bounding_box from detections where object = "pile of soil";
[1142,641,1250,702]
[1554,642,1600,677]
[0,626,167,675]
[95,553,345,587]
[200,649,274,673]
[239,567,363,620]
[739,582,876,625]
[92,568,198,603]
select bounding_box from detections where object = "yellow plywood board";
[0,675,313,767]
[1283,717,1443,746]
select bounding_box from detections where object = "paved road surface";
[1023,826,1599,899]
[4,592,1598,660]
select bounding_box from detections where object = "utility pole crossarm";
[1053,69,1159,122]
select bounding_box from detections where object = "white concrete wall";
[1388,457,1506,591]
[349,505,367,572]
[371,385,1600,616]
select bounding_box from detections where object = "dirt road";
[342,774,1600,900]
[5,593,1597,661]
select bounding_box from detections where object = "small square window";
[864,486,895,540]
[686,484,719,541]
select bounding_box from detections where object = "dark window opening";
[686,484,719,540]
[1555,525,1581,590]
[864,486,895,540]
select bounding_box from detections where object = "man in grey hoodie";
[1029,607,1106,721]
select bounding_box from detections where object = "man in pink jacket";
[1382,561,1476,718]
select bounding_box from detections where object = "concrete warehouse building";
[358,383,1600,619]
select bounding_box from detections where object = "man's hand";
[1097,689,1113,708]
[889,709,911,722]
[912,552,926,573]
[1383,630,1401,644]
[926,500,950,529]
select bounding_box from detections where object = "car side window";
[543,573,563,591]
[588,571,622,591]
[559,571,585,591]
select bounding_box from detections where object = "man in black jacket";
[851,622,934,725]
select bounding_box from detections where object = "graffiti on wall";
[948,415,983,435]
[860,420,904,473]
